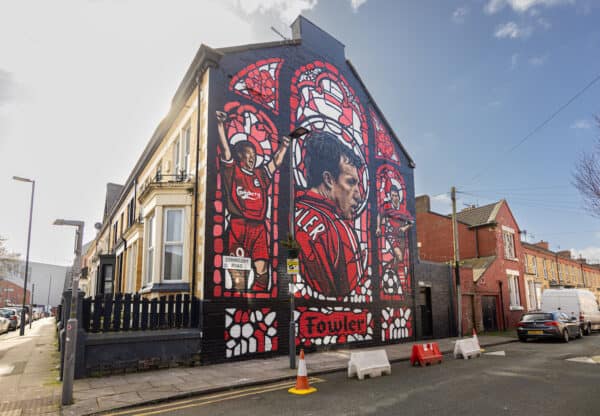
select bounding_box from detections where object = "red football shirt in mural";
[221,158,271,221]
[295,189,363,298]
[221,158,271,260]
[381,201,408,250]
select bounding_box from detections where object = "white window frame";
[531,256,537,276]
[542,258,548,279]
[145,214,155,285]
[182,124,191,175]
[162,208,184,282]
[503,231,516,260]
[126,242,138,293]
[527,280,537,311]
[173,137,181,176]
[507,272,522,310]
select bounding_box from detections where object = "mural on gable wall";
[290,60,372,305]
[209,54,413,360]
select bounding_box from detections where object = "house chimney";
[557,250,571,259]
[415,195,430,213]
[534,240,549,250]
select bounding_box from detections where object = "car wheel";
[518,336,527,342]
[584,323,592,336]
[563,330,570,343]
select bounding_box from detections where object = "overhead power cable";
[469,71,600,183]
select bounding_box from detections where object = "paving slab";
[0,318,61,416]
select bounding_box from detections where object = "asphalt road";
[105,334,600,416]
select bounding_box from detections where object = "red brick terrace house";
[416,196,527,333]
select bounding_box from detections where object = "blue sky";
[0,0,599,265]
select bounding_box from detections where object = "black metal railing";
[81,293,200,333]
[155,171,189,183]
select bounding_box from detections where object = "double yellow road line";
[102,377,325,416]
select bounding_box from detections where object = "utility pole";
[29,283,35,329]
[47,274,53,312]
[451,186,462,338]
[286,126,308,370]
[53,219,84,406]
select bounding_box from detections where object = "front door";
[419,287,433,338]
[482,296,498,332]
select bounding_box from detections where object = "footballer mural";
[208,53,414,360]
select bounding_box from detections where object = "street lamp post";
[286,126,309,370]
[29,283,35,329]
[53,219,84,406]
[13,176,35,336]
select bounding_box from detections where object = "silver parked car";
[0,308,21,330]
[0,315,10,334]
[517,311,581,342]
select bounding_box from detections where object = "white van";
[540,289,600,335]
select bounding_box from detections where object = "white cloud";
[571,119,593,129]
[528,55,547,66]
[537,17,552,29]
[494,21,533,39]
[430,193,453,213]
[0,69,18,106]
[230,0,319,24]
[350,0,368,12]
[485,0,507,14]
[571,247,600,263]
[452,6,470,23]
[485,0,575,15]
[510,53,519,69]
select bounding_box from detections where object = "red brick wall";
[0,280,30,308]
[416,212,476,262]
[419,202,527,331]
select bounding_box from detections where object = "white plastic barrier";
[348,349,391,380]
[453,338,481,360]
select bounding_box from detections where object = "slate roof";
[455,200,503,227]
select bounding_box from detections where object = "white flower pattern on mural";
[225,308,278,358]
[381,307,412,341]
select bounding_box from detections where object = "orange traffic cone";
[473,328,484,352]
[288,349,317,395]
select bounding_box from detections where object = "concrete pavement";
[63,334,516,416]
[0,317,61,416]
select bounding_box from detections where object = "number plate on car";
[528,330,543,335]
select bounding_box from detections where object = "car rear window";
[522,313,553,322]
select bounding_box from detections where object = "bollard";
[61,318,78,405]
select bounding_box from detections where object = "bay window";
[145,214,155,285]
[163,208,184,281]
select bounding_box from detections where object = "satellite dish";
[94,222,102,230]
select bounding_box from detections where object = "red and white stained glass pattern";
[224,308,278,358]
[212,101,280,299]
[370,107,400,163]
[381,307,412,341]
[290,60,372,304]
[376,165,412,301]
[294,306,373,347]
[229,58,284,114]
